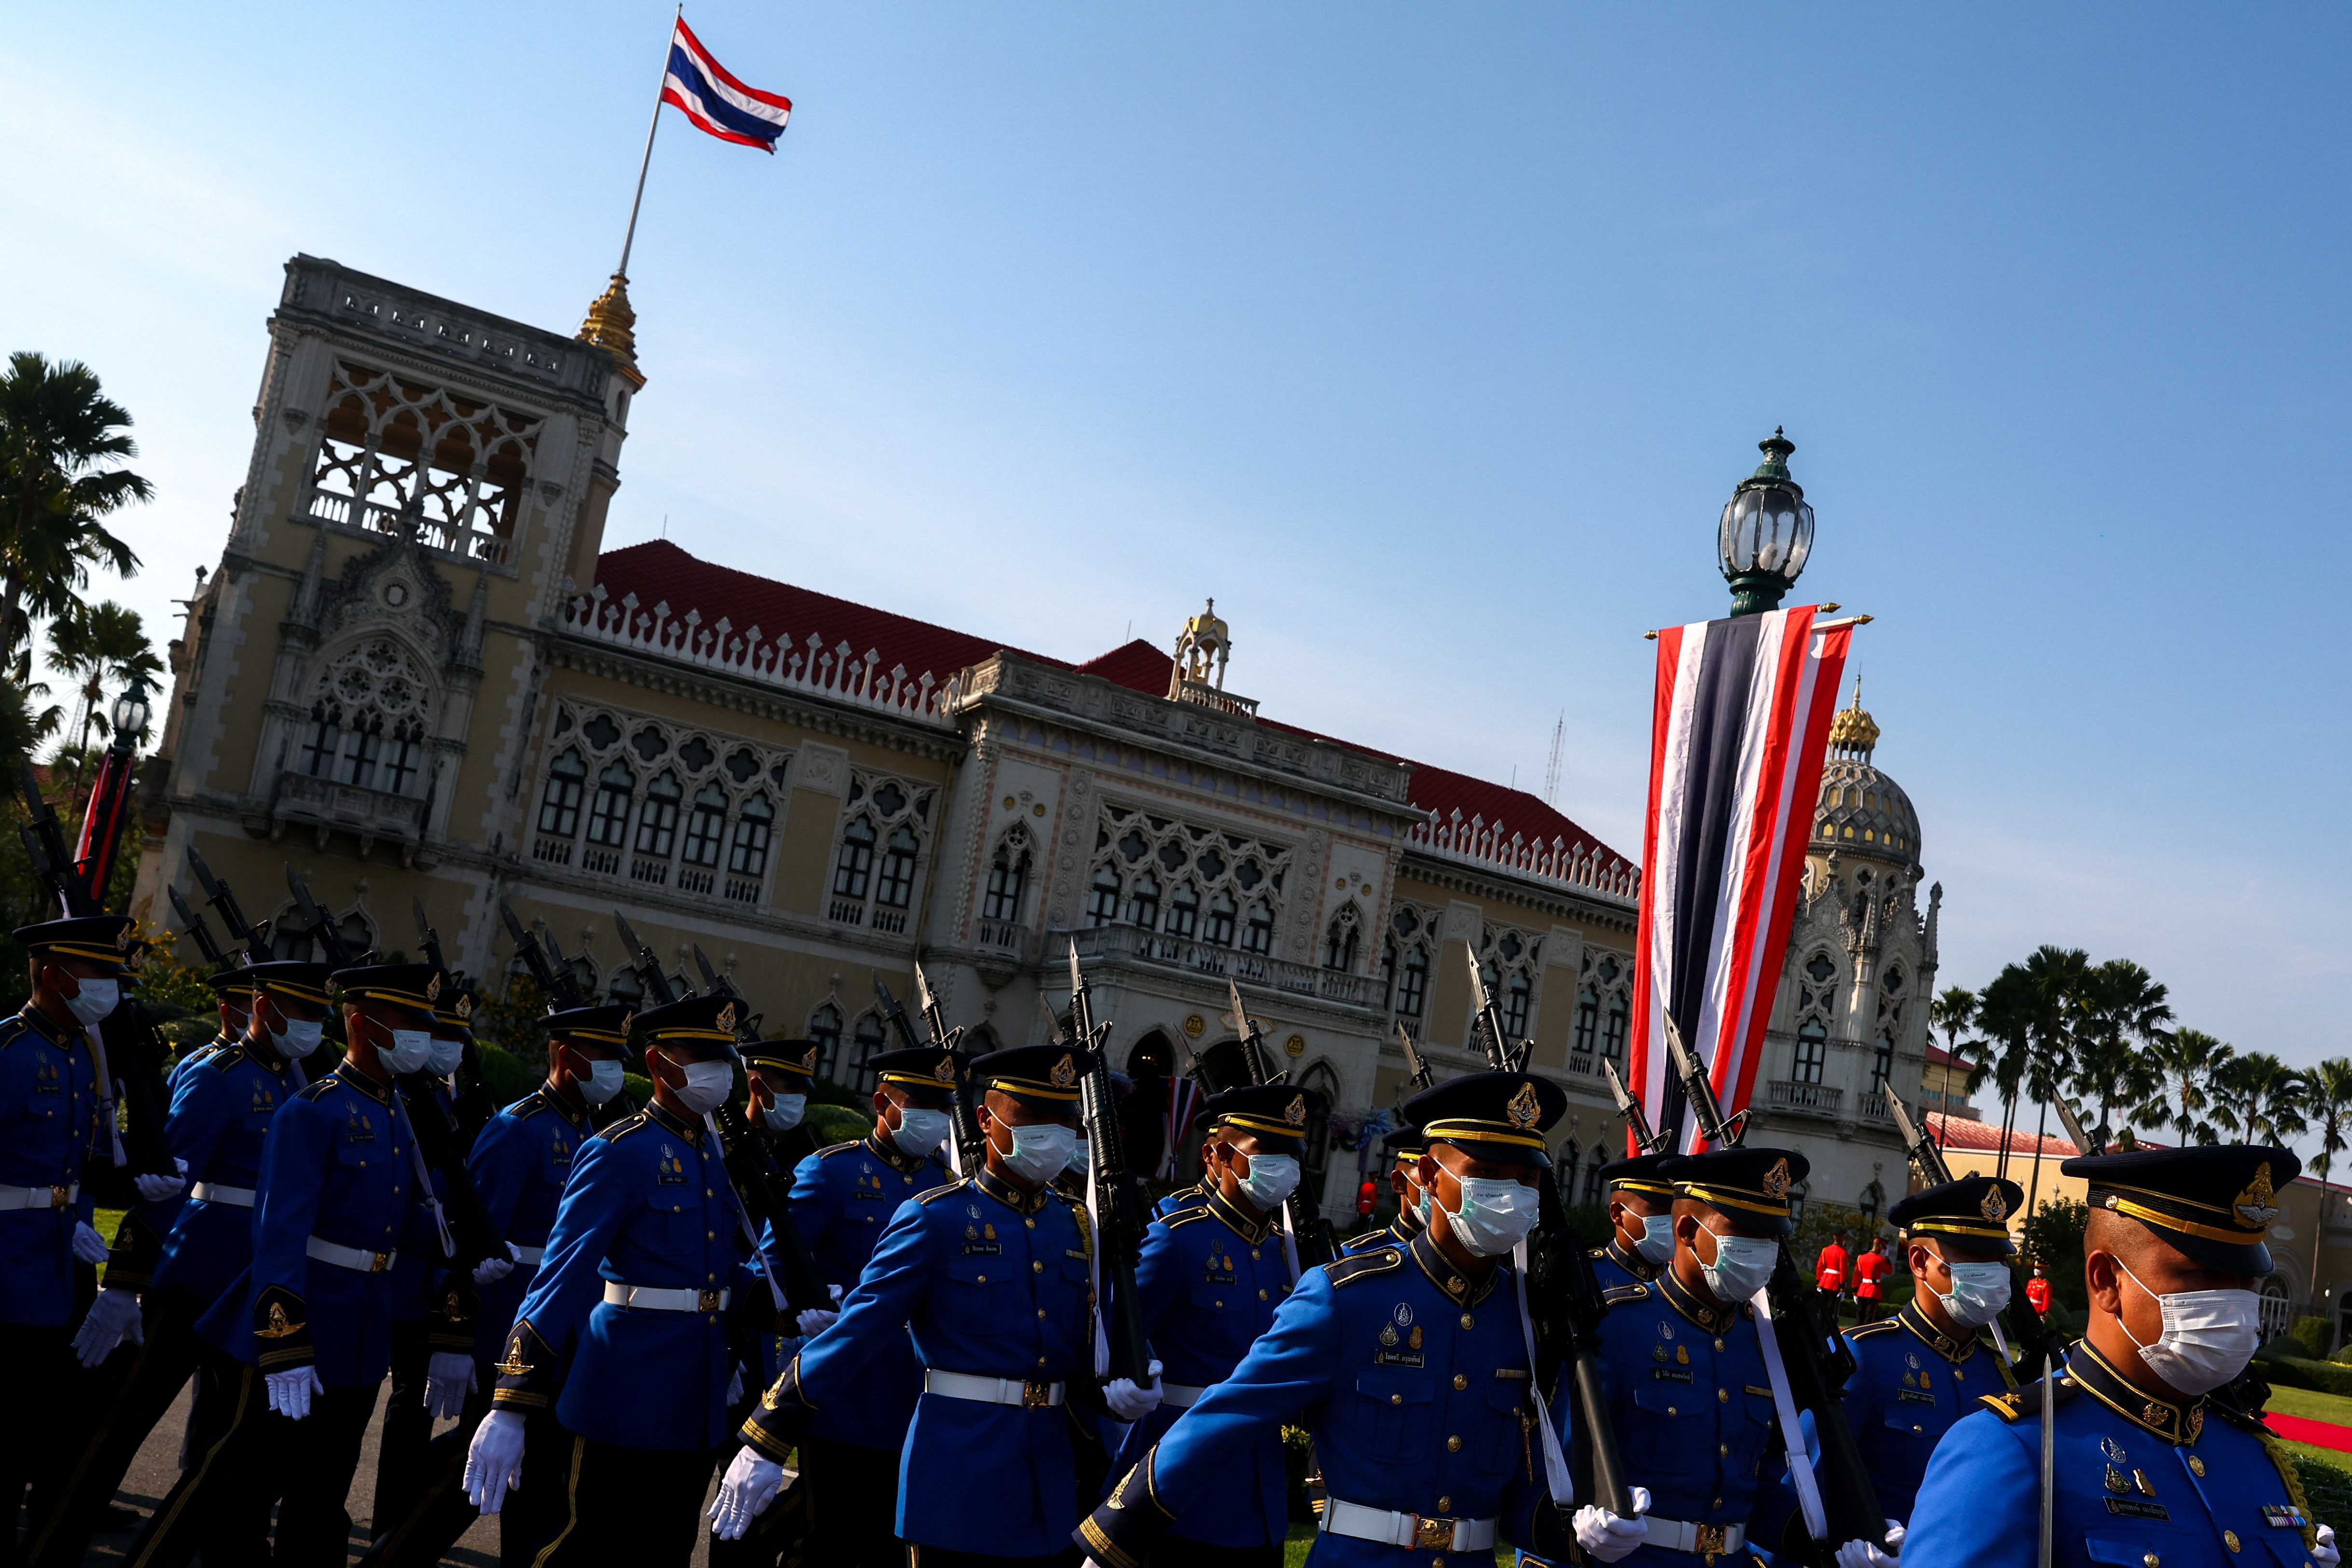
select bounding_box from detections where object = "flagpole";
[617,6,682,279]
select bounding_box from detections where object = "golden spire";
[578,273,645,389]
[1827,672,1879,754]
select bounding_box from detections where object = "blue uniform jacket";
[197,1061,438,1387]
[1908,1340,2324,1568]
[466,1085,590,1362]
[0,1004,102,1326]
[1583,1265,1780,1563]
[1113,1189,1298,1548]
[741,1167,1101,1557]
[1587,1236,1664,1296]
[151,1043,298,1307]
[492,1100,750,1451]
[1338,1210,1425,1259]
[1082,1227,1564,1568]
[787,1131,947,1450]
[1151,1182,1209,1223]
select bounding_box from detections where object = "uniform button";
[2224,1532,2241,1554]
[1432,1558,1445,1568]
[707,1230,715,1239]
[977,1274,987,1283]
[1453,1374,1469,1390]
[1258,1289,1268,1301]
[708,1273,717,1282]
[1391,1394,1403,1406]
[1215,1301,1224,1308]
[1717,1388,1729,1404]
[1252,1249,1261,1260]
[1954,1369,1965,1382]
[1038,1357,1048,1367]
[1718,1444,1729,1458]
[1912,1424,1923,1434]
[1711,1498,1722,1511]
[1460,1314,1473,1330]
[1025,1218,1036,1229]
[1446,1436,1461,1452]
[1036,1309,1046,1320]
[2143,1555,2159,1568]
[1439,1497,1451,1511]
[2188,1457,2205,1477]
[706,1188,714,1197]
[1714,1338,1726,1352]
[1667,1406,1678,1417]
[1033,1261,1045,1274]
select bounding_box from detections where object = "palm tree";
[1971,966,2036,1179]
[2017,945,2090,1221]
[1928,986,1977,1129]
[2071,958,2171,1150]
[2306,1059,2352,1263]
[46,601,162,756]
[2223,1053,2310,1148]
[2136,1027,2234,1146]
[0,353,149,670]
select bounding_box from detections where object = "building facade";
[136,255,1948,1227]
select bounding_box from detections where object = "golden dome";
[578,273,645,389]
[1183,597,1229,646]
[1827,677,1879,756]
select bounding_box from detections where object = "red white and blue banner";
[1627,605,1854,1153]
[663,18,792,152]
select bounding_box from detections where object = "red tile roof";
[1925,1113,2077,1159]
[1925,1042,1973,1072]
[594,541,1634,865]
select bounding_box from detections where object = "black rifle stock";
[1225,977,1334,1268]
[500,901,585,1009]
[1068,943,1151,1383]
[913,963,988,1177]
[186,846,271,963]
[166,885,229,969]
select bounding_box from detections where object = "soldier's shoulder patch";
[1601,1282,1652,1307]
[293,1074,339,1102]
[1344,1227,1389,1249]
[914,1179,969,1206]
[1163,1205,1215,1230]
[505,1090,549,1119]
[1981,1375,2079,1423]
[208,1045,251,1073]
[596,1111,652,1142]
[815,1140,863,1159]
[1324,1247,1407,1288]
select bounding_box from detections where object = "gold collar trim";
[1897,1301,1981,1364]
[1660,1265,1738,1334]
[862,1132,930,1175]
[1204,1189,1273,1246]
[1607,1238,1663,1282]
[1407,1229,1500,1307]
[332,1061,395,1106]
[974,1166,1048,1216]
[2067,1340,2205,1446]
[644,1099,704,1146]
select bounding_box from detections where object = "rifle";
[17,760,176,1180]
[1225,978,1334,1268]
[1603,1059,1670,1156]
[1396,1021,1436,1094]
[1067,942,1152,1383]
[186,846,272,963]
[283,866,358,967]
[611,912,680,1007]
[1884,1084,2051,1375]
[914,963,988,1177]
[1670,1021,1885,1564]
[412,900,494,1138]
[166,885,229,970]
[500,900,585,1009]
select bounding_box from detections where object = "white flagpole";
[616,7,682,279]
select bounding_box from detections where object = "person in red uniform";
[1814,1226,1851,1317]
[2023,1262,2051,1317]
[1853,1235,1893,1322]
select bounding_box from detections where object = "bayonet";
[1395,1021,1435,1092]
[167,885,229,969]
[1604,1059,1668,1155]
[1661,1013,1745,1149]
[412,897,446,972]
[284,865,358,968]
[1885,1085,1953,1186]
[188,845,270,962]
[610,911,678,1006]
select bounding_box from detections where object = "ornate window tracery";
[305,361,543,566]
[1323,905,1362,973]
[1383,903,1440,1019]
[983,825,1033,927]
[299,639,433,798]
[828,771,934,934]
[1793,1018,1829,1084]
[1573,949,1630,1069]
[1084,805,1291,960]
[1477,924,1543,1041]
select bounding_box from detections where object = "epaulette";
[914,1179,969,1206]
[206,1045,250,1073]
[1345,1228,1390,1249]
[1164,1206,1215,1230]
[815,1139,863,1159]
[596,1111,651,1142]
[503,1090,549,1119]
[293,1075,339,1102]
[1585,1244,1609,1261]
[1846,1320,1902,1339]
[1324,1247,1407,1287]
[1602,1282,1652,1307]
[1980,1375,2080,1423]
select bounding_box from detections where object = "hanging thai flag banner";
[662,17,793,152]
[1158,1077,1204,1183]
[1627,605,1855,1154]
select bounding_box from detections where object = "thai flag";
[662,18,791,153]
[1626,606,1855,1153]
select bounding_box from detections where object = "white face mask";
[763,1093,806,1132]
[64,977,120,1027]
[271,1018,325,1061]
[1413,1186,1433,1227]
[1442,1175,1542,1258]
[578,1059,625,1106]
[379,1025,436,1076]
[1065,1139,1092,1177]
[1238,1153,1301,1210]
[894,1108,952,1156]
[1700,1229,1781,1303]
[2118,1260,2261,1395]
[1636,1212,1676,1265]
[997,1121,1077,1183]
[426,1036,466,1077]
[1937,1260,2014,1327]
[672,1059,735,1117]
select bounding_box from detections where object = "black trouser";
[906,1548,1082,1568]
[1818,1286,1842,1318]
[124,1355,381,1568]
[1149,1548,1282,1568]
[0,1320,72,1568]
[534,1435,716,1568]
[797,1434,903,1568]
[353,1372,494,1568]
[371,1317,434,1540]
[25,1286,208,1568]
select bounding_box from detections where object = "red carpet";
[2268,1412,2352,1452]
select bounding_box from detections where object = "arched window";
[1241,903,1275,955]
[1601,993,1629,1061]
[633,771,682,861]
[1794,1019,1829,1084]
[851,1012,890,1094]
[828,772,934,931]
[1859,1181,1884,1232]
[1204,891,1237,948]
[682,781,728,868]
[876,825,920,911]
[1572,985,1599,1057]
[1504,972,1533,1040]
[1583,1145,1609,1205]
[833,816,876,901]
[1871,1031,1895,1094]
[1087,865,1123,927]
[1129,873,1161,931]
[300,638,432,796]
[727,793,773,887]
[536,749,585,838]
[1324,908,1361,973]
[984,836,1031,923]
[586,761,635,849]
[807,1003,843,1081]
[1166,883,1199,941]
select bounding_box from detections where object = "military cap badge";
[1051,1053,1077,1087]
[455,993,474,1020]
[1762,1158,1791,1199]
[1981,1185,2009,1221]
[2234,1163,2279,1228]
[1507,1082,1541,1130]
[935,1055,957,1083]
[426,972,443,1001]
[717,1002,738,1033]
[1285,1093,1307,1128]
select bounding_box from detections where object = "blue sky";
[6,5,2349,1122]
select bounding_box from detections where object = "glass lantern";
[1717,428,1816,616]
[110,679,152,747]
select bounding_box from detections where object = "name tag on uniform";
[1897,1388,1937,1404]
[1204,1268,1236,1285]
[961,1242,1000,1256]
[2105,1500,2169,1521]
[656,1147,688,1185]
[346,1112,376,1142]
[1375,1350,1425,1367]
[1652,1368,1693,1384]
[853,1188,890,1201]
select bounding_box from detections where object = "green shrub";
[475,1043,538,1107]
[804,1103,873,1146]
[2293,1315,2336,1361]
[2256,1353,2352,1399]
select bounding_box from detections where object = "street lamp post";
[1718,427,1817,616]
[108,676,151,755]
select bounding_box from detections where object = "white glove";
[472,1242,520,1285]
[728,1362,745,1406]
[1103,1359,1164,1423]
[426,1351,477,1419]
[795,1308,839,1336]
[2313,1523,2339,1568]
[71,1287,145,1367]
[134,1163,188,1203]
[71,1222,110,1265]
[1834,1520,1905,1568]
[464,1410,527,1512]
[709,1446,785,1540]
[1572,1485,1651,1563]
[265,1366,326,1421]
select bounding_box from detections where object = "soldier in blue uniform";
[1586,1153,1677,1296]
[167,964,256,1087]
[1073,1069,1582,1568]
[466,993,756,1565]
[26,959,331,1568]
[1111,1081,1323,1567]
[1339,1124,1426,1257]
[1,915,134,1561]
[122,961,449,1568]
[777,1041,960,1568]
[1907,1145,2343,1568]
[713,1043,1160,1565]
[1579,1144,1816,1566]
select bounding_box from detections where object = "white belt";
[922,1369,1065,1408]
[0,1183,77,1211]
[305,1236,396,1272]
[1160,1382,1208,1410]
[513,1244,545,1265]
[190,1182,255,1207]
[1646,1517,1746,1556]
[1320,1498,1497,1553]
[603,1281,730,1312]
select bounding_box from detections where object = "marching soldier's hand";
[795,1307,840,1336]
[426,1351,477,1419]
[2314,1523,2339,1568]
[265,1366,326,1421]
[1103,1359,1165,1422]
[1572,1485,1650,1564]
[710,1446,785,1539]
[71,1286,145,1367]
[1833,1519,1904,1568]
[70,1221,110,1266]
[465,1410,527,1512]
[472,1242,521,1286]
[133,1159,189,1204]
